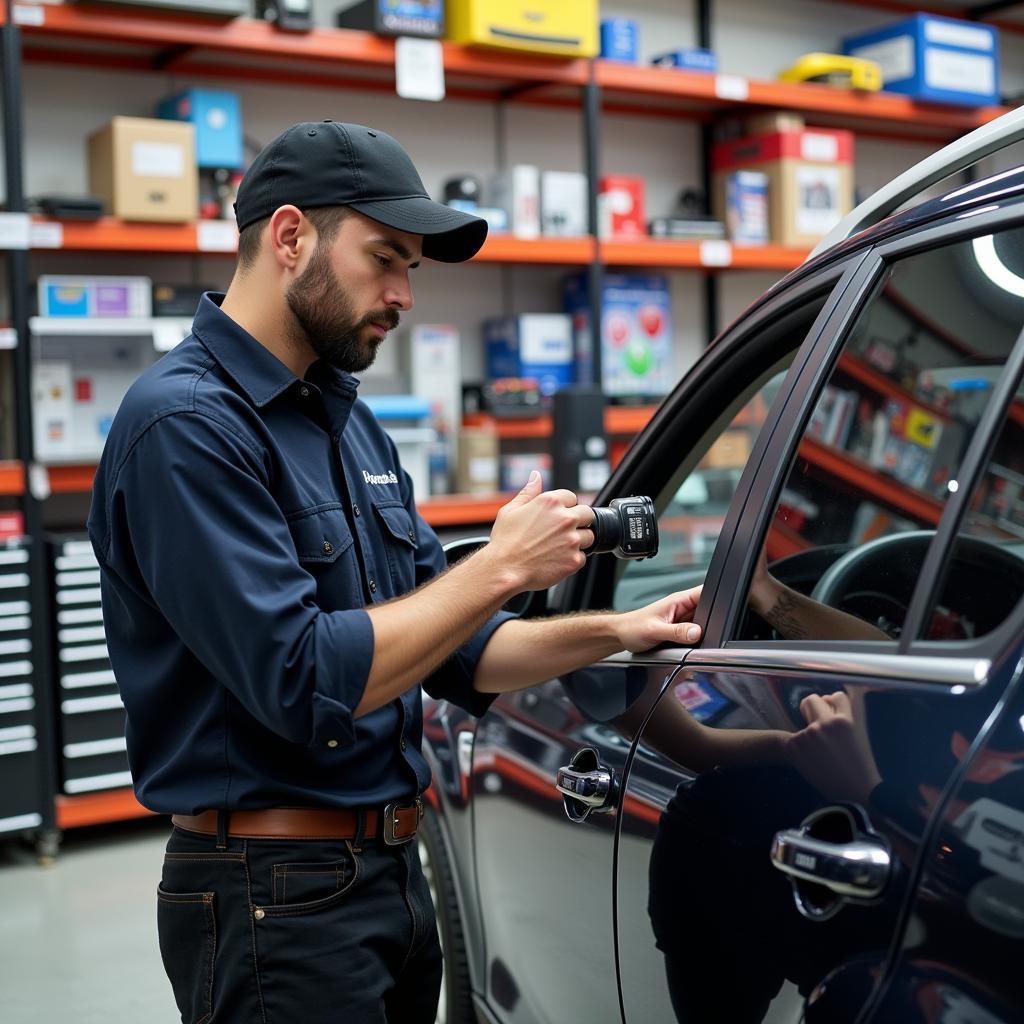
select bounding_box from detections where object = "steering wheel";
[811,530,1024,638]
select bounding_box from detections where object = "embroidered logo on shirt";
[363,469,399,485]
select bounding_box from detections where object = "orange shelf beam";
[474,235,594,265]
[47,465,96,493]
[36,217,235,254]
[464,405,657,441]
[602,239,807,271]
[0,461,25,496]
[55,788,156,830]
[836,354,951,422]
[417,494,510,527]
[800,436,945,526]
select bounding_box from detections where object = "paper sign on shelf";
[196,220,238,252]
[29,221,63,249]
[12,5,45,25]
[715,75,749,101]
[0,214,31,251]
[395,37,446,102]
[700,240,733,267]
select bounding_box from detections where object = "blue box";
[157,89,243,169]
[725,170,769,245]
[600,18,638,63]
[842,14,999,107]
[484,314,574,397]
[563,273,673,397]
[650,47,718,73]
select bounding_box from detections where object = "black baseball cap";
[233,120,488,263]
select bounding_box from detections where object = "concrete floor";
[0,817,177,1024]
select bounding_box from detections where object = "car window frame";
[710,200,1024,676]
[555,250,873,647]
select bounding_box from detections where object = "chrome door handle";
[771,829,890,899]
[556,747,618,823]
[556,765,614,809]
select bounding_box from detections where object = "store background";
[1,1,1023,1021]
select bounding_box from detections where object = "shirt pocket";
[373,501,419,595]
[287,505,354,565]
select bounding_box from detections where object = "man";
[87,121,702,1024]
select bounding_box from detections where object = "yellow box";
[447,0,598,58]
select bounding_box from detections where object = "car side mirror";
[441,536,544,617]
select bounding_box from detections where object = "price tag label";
[395,36,446,102]
[29,221,63,249]
[152,319,192,352]
[27,463,51,502]
[700,240,733,267]
[0,328,17,351]
[0,213,31,250]
[715,75,749,101]
[196,220,238,252]
[13,5,45,26]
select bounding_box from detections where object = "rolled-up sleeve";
[101,410,373,748]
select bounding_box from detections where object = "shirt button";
[299,385,310,398]
[400,738,407,751]
[322,540,334,555]
[331,432,340,445]
[353,504,361,517]
[407,529,416,543]
[327,739,338,748]
[368,578,377,593]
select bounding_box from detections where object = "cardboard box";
[456,426,500,494]
[489,165,540,239]
[541,171,588,237]
[702,428,752,470]
[843,13,999,107]
[724,170,769,245]
[447,0,598,57]
[712,128,854,247]
[157,89,243,169]
[485,314,574,397]
[563,272,673,397]
[88,117,197,223]
[599,175,646,238]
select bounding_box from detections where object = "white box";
[541,171,588,236]
[402,324,462,435]
[488,165,541,239]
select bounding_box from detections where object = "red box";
[0,512,25,541]
[599,175,646,238]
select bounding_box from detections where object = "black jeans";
[157,824,442,1024]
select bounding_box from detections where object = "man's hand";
[482,471,595,594]
[613,586,703,653]
[785,691,882,805]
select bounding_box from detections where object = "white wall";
[12,0,1024,389]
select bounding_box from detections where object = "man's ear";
[268,205,309,272]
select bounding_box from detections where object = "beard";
[285,242,400,372]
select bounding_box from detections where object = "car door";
[467,259,859,1024]
[615,209,1024,1024]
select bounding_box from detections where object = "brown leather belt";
[171,800,424,845]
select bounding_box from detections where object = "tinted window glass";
[739,226,1024,643]
[922,378,1024,640]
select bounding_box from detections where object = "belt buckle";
[383,798,423,846]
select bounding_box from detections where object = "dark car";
[418,111,1024,1024]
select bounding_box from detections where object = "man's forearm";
[356,548,520,717]
[472,614,624,694]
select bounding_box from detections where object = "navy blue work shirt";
[88,293,511,814]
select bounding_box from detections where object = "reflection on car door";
[617,215,1024,1023]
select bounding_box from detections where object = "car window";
[610,296,829,613]
[921,383,1024,641]
[737,225,1024,643]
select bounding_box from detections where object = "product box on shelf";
[362,395,436,499]
[447,0,598,57]
[336,0,444,37]
[599,175,646,238]
[724,170,769,244]
[541,171,588,236]
[484,314,574,397]
[650,47,718,72]
[843,13,999,107]
[500,452,553,490]
[563,272,673,398]
[88,116,198,223]
[488,166,541,238]
[456,425,500,494]
[600,18,638,63]
[712,128,854,247]
[402,324,462,448]
[157,89,243,170]
[38,276,152,319]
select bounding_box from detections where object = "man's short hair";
[235,206,352,272]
